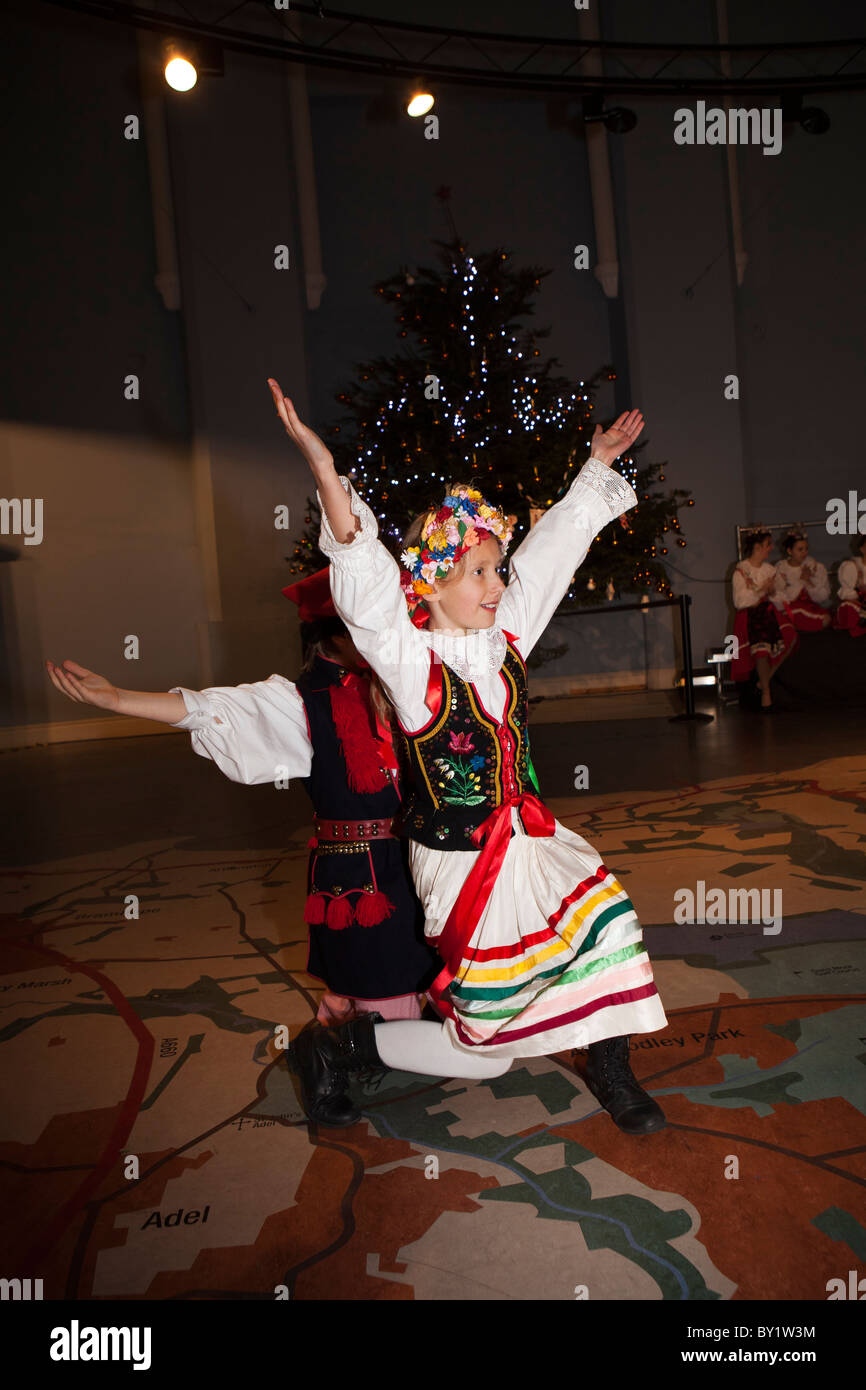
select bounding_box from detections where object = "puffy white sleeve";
[732,564,757,609]
[316,475,431,728]
[766,563,785,610]
[169,675,312,785]
[805,561,830,603]
[497,457,637,658]
[773,561,795,604]
[838,560,859,602]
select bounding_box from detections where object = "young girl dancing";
[268,378,669,1136]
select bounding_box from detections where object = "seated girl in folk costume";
[730,527,798,711]
[774,528,831,631]
[268,378,669,1137]
[835,534,866,637]
[45,565,440,1129]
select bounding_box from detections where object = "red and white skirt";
[787,587,830,631]
[731,599,798,681]
[408,802,667,1058]
[835,590,866,638]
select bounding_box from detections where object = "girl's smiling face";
[425,536,507,633]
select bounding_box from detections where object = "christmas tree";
[287,234,694,605]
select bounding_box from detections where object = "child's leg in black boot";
[288,1013,389,1127]
[585,1035,666,1135]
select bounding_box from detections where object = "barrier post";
[670,593,714,723]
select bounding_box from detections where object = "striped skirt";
[409,806,667,1058]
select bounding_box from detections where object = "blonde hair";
[367,479,504,733]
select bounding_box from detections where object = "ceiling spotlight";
[162,37,224,92]
[582,94,637,134]
[800,106,830,134]
[780,94,830,134]
[603,106,637,134]
[407,80,434,117]
[164,42,197,91]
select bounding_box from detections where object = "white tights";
[373,1019,512,1079]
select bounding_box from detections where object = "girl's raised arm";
[497,410,644,658]
[268,379,430,729]
[268,380,357,542]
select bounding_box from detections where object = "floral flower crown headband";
[399,485,514,621]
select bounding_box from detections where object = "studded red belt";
[313,816,398,842]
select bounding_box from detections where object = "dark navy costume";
[296,652,440,1000]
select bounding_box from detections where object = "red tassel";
[354,889,396,927]
[325,894,355,930]
[304,892,328,925]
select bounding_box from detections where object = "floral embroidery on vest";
[432,731,487,806]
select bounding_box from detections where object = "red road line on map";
[0,853,306,878]
[7,938,154,1269]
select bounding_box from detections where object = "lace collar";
[417,623,507,684]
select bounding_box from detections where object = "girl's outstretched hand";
[45,659,120,713]
[267,378,333,473]
[591,409,644,466]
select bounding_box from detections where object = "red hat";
[281,566,337,621]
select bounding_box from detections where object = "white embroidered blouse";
[732,560,782,610]
[838,556,866,602]
[317,458,637,733]
[774,558,830,605]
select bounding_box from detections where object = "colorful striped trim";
[457,863,622,965]
[548,863,611,930]
[450,941,644,1004]
[451,981,661,1047]
[456,885,635,984]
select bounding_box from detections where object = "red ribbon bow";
[429,792,555,1020]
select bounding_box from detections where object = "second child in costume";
[164,566,440,1125]
[270,379,668,1138]
[282,566,440,1046]
[44,563,439,1129]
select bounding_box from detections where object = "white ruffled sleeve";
[767,564,785,610]
[497,457,637,658]
[316,475,431,728]
[169,675,312,785]
[774,561,795,604]
[838,559,859,601]
[805,561,830,603]
[732,564,757,609]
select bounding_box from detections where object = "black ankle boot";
[318,1012,386,1075]
[287,1014,385,1129]
[286,1023,361,1128]
[585,1035,666,1135]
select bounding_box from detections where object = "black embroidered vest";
[295,654,400,819]
[395,636,533,850]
